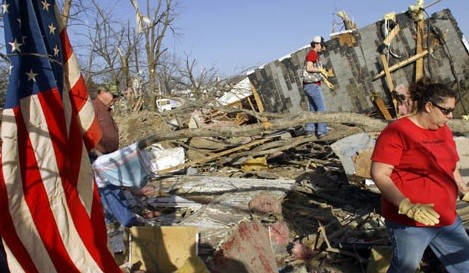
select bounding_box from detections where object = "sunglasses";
[431,102,455,115]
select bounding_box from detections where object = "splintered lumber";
[137,111,388,147]
[379,54,397,115]
[158,138,271,174]
[415,20,425,81]
[382,24,400,48]
[370,93,393,120]
[159,175,295,196]
[208,221,277,273]
[373,50,429,81]
[228,134,317,159]
[250,84,265,113]
[171,176,295,247]
[317,223,367,263]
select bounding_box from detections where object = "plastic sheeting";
[93,142,156,188]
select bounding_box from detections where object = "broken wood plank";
[250,84,265,113]
[208,220,277,273]
[379,54,397,114]
[159,175,295,196]
[373,50,429,80]
[415,20,425,81]
[317,222,367,263]
[158,138,271,175]
[382,24,400,48]
[370,93,393,120]
[228,134,316,159]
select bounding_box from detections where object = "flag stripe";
[2,237,26,273]
[56,6,115,270]
[57,6,102,151]
[0,114,41,273]
[18,93,76,272]
[1,1,118,272]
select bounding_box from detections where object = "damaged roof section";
[247,9,469,117]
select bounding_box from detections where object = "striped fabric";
[0,1,119,272]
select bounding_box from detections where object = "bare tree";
[60,0,72,26]
[176,53,220,101]
[130,0,179,110]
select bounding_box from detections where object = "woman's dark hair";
[409,77,458,111]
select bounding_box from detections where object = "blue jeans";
[386,217,469,273]
[303,83,328,135]
[99,184,136,227]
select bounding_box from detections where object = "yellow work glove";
[319,67,329,78]
[324,79,334,90]
[398,198,440,226]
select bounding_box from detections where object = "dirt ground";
[113,110,447,273]
[114,110,173,148]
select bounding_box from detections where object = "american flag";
[0,0,120,272]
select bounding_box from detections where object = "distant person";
[370,77,469,272]
[92,86,156,228]
[92,85,120,156]
[91,85,138,227]
[302,36,331,139]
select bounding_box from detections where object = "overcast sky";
[167,0,468,77]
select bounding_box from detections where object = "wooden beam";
[382,24,400,47]
[373,50,429,81]
[158,138,272,174]
[250,83,264,113]
[380,54,395,91]
[379,54,397,114]
[370,93,393,120]
[415,20,425,81]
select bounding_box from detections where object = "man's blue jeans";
[386,217,469,273]
[303,83,328,135]
[99,184,136,227]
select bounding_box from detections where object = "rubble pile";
[110,110,453,273]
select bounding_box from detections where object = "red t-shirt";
[372,117,459,226]
[306,49,319,63]
[305,50,321,86]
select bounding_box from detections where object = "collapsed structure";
[112,5,469,273]
[245,8,469,119]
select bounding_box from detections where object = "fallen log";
[137,111,469,148]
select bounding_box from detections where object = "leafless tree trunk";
[175,53,219,101]
[61,0,72,26]
[130,0,179,110]
[137,111,469,148]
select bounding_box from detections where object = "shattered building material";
[147,144,185,173]
[128,226,199,273]
[208,220,278,273]
[366,246,392,273]
[330,132,378,179]
[216,77,253,106]
[247,9,469,117]
[162,176,295,247]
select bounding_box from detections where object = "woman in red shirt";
[370,77,469,273]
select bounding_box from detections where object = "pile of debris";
[106,4,469,271]
[108,109,461,273]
